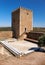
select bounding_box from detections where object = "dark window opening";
[27,13,29,15]
[25,28,26,32]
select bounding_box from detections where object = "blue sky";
[0,0,45,27]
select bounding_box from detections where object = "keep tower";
[12,7,33,38]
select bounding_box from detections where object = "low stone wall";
[27,32,45,40]
[0,31,12,39]
[0,31,45,40]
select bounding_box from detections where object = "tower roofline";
[19,7,32,12]
[12,7,32,13]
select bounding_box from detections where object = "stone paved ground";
[5,39,38,53]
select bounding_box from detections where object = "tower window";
[25,28,26,32]
[27,13,29,15]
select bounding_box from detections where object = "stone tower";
[12,7,33,38]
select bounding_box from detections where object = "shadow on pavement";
[28,47,45,53]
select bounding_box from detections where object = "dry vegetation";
[33,27,45,32]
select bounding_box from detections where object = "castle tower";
[12,7,33,38]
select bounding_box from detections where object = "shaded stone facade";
[12,7,33,38]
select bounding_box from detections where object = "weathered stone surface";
[12,7,33,38]
[0,31,12,39]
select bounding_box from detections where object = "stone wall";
[0,31,12,39]
[20,8,33,35]
[27,32,45,40]
[12,7,33,38]
[12,8,20,38]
